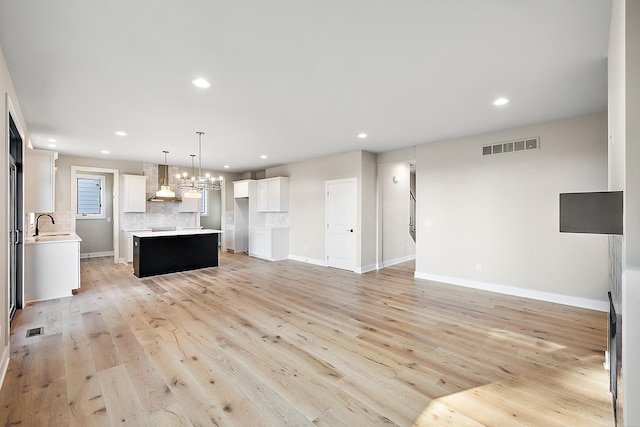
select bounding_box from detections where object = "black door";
[8,156,17,321]
[8,114,23,322]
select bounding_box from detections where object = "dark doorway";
[8,114,24,322]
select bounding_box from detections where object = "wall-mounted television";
[559,191,623,235]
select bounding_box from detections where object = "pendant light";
[155,150,176,199]
[183,154,202,199]
[178,131,222,198]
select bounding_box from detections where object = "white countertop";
[132,229,223,238]
[25,232,82,245]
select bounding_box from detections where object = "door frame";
[325,177,357,272]
[5,95,24,323]
[71,166,119,264]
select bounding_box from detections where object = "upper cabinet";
[257,177,289,212]
[234,180,251,198]
[121,174,147,212]
[25,149,57,213]
[179,191,200,212]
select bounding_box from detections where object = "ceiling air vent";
[482,137,539,156]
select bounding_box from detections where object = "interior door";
[326,178,357,271]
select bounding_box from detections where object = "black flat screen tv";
[559,191,623,235]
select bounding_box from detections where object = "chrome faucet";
[35,214,55,236]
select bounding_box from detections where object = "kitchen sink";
[30,232,73,241]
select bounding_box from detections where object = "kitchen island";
[132,229,223,278]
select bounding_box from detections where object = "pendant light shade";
[155,150,176,199]
[183,188,202,199]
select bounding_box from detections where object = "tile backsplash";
[26,211,72,236]
[26,204,199,235]
[121,202,199,231]
[265,212,289,227]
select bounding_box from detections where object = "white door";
[326,178,357,271]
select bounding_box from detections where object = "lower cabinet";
[248,227,289,261]
[122,231,134,263]
[121,229,151,263]
[225,225,235,252]
[25,240,80,302]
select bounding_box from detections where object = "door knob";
[348,229,354,232]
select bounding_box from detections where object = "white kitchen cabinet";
[120,229,151,262]
[257,177,289,212]
[248,226,289,261]
[179,193,200,212]
[234,180,251,198]
[123,231,134,263]
[121,174,147,212]
[25,149,57,213]
[257,180,269,211]
[248,227,269,258]
[25,236,81,302]
[225,224,235,251]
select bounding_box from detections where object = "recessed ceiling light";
[223,165,230,169]
[48,138,56,142]
[48,144,56,148]
[115,131,127,136]
[493,97,510,106]
[192,78,211,88]
[358,133,368,139]
[260,155,267,159]
[101,150,110,154]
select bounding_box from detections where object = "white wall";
[377,147,416,165]
[415,113,608,308]
[0,43,29,387]
[609,0,640,424]
[360,151,377,271]
[624,0,640,422]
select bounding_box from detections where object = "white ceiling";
[0,1,611,173]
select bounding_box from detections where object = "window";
[200,190,208,216]
[76,174,105,219]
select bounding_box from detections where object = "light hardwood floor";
[1,253,612,426]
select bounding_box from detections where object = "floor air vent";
[26,327,43,338]
[483,137,539,156]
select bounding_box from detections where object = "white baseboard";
[288,255,411,275]
[414,272,608,312]
[380,254,416,269]
[288,255,327,267]
[80,251,114,259]
[0,345,9,391]
[356,263,377,274]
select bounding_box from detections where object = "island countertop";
[132,229,223,238]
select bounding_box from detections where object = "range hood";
[148,190,181,202]
[148,163,182,202]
